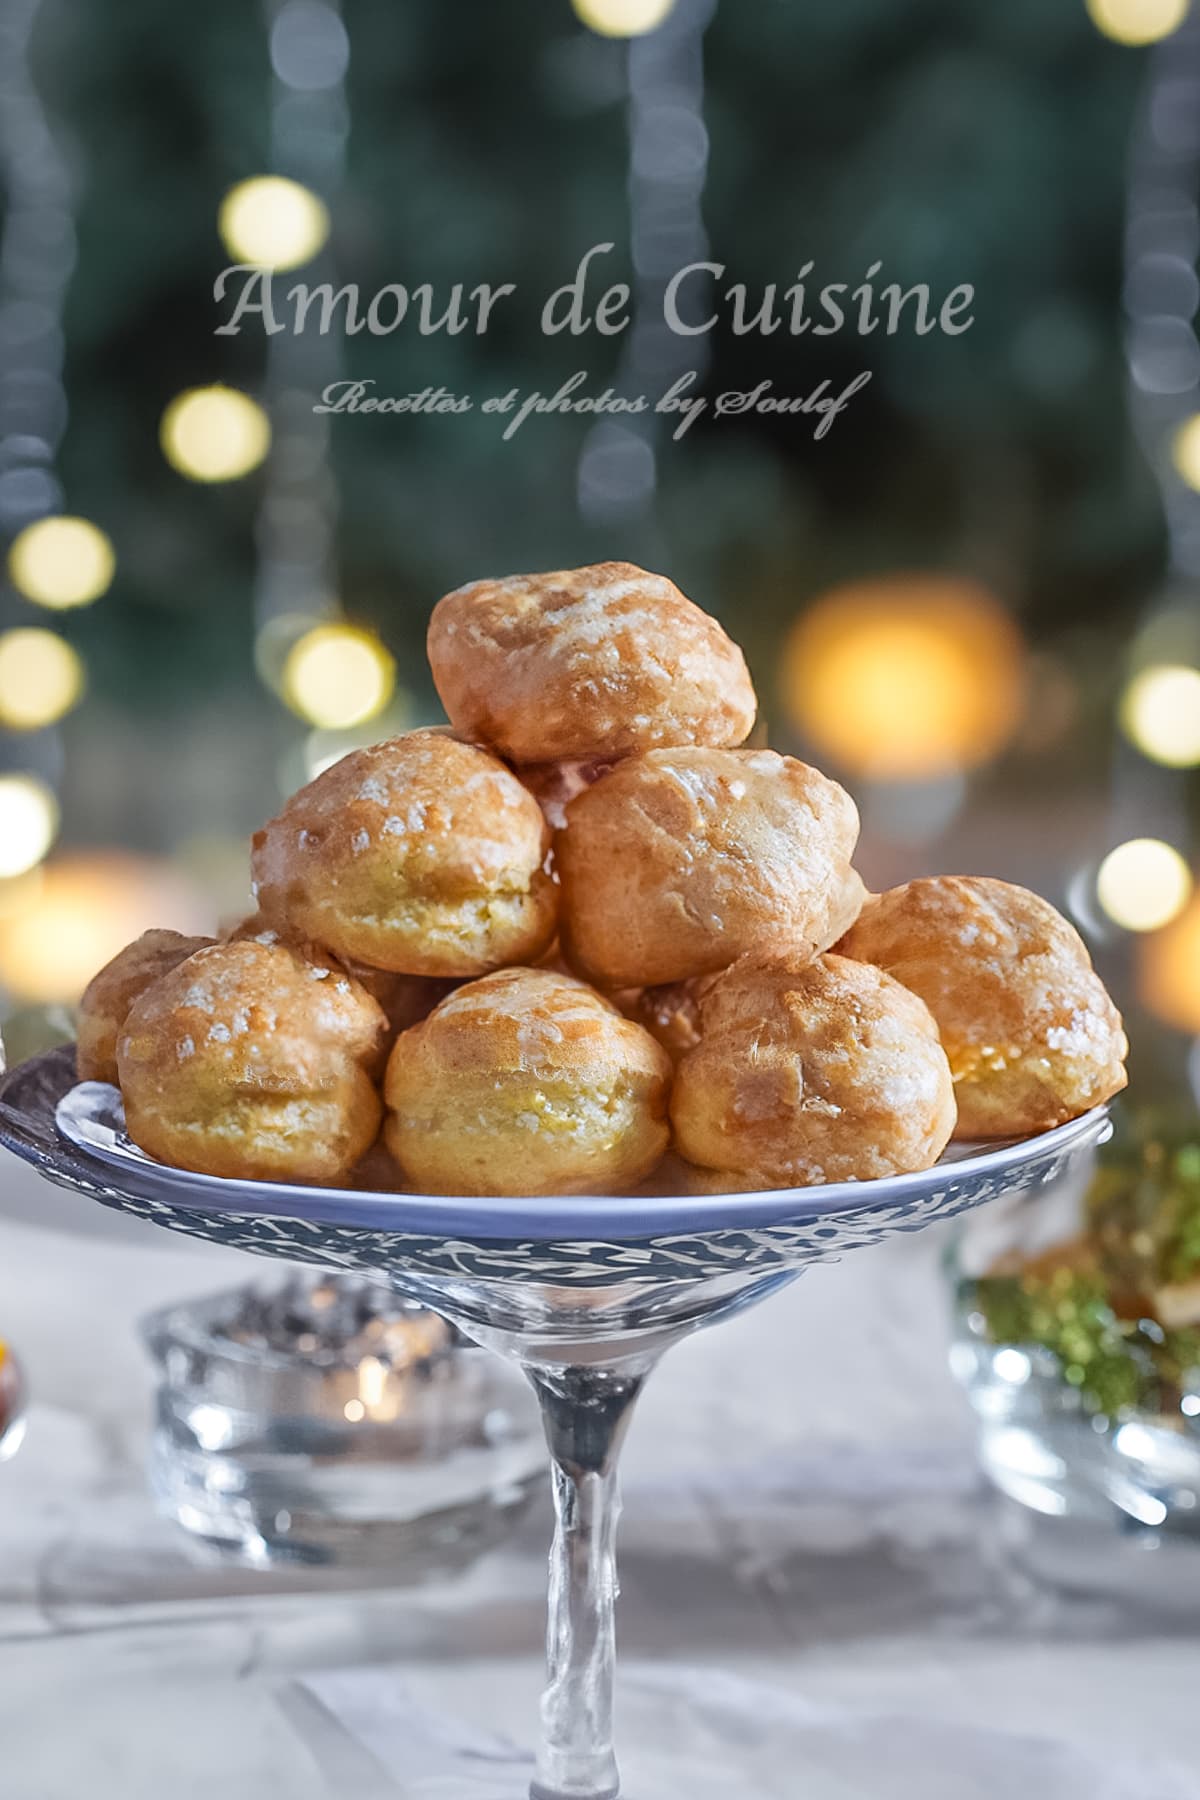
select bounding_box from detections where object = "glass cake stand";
[0,1046,1110,1800]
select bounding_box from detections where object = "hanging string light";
[281,622,395,729]
[1104,14,1200,1028]
[0,773,58,878]
[571,0,678,37]
[1096,837,1193,932]
[1169,411,1200,487]
[0,0,74,544]
[6,514,113,608]
[218,175,330,271]
[0,0,104,885]
[575,0,715,532]
[0,626,84,730]
[245,0,389,792]
[1087,0,1189,48]
[1119,661,1200,766]
[1122,14,1200,582]
[160,385,272,483]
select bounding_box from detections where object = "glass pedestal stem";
[525,1357,651,1800]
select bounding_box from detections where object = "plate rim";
[48,1068,1113,1243]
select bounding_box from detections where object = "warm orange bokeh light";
[781,574,1026,781]
[0,853,209,1005]
[1139,894,1200,1034]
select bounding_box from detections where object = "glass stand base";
[284,1661,1186,1800]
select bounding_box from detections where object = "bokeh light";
[0,629,84,731]
[1096,838,1193,933]
[281,623,396,729]
[254,611,325,697]
[1086,0,1188,46]
[571,0,677,36]
[160,385,271,483]
[1171,414,1200,489]
[0,853,208,1004]
[1119,663,1200,767]
[270,2,351,92]
[218,176,330,271]
[781,574,1026,781]
[1140,894,1200,1034]
[7,517,115,610]
[0,775,58,879]
[0,868,43,924]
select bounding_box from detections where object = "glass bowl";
[947,1154,1200,1614]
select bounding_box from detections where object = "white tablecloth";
[1,1150,1196,1800]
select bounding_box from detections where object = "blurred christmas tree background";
[48,0,1163,705]
[0,0,1198,1090]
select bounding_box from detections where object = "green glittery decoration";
[971,1266,1153,1417]
[969,1109,1200,1421]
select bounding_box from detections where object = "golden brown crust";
[383,966,673,1196]
[428,562,757,765]
[837,876,1128,1138]
[77,930,217,1084]
[670,953,956,1188]
[117,939,388,1184]
[555,747,865,988]
[226,913,458,1041]
[250,730,557,978]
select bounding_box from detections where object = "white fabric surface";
[290,1663,1199,1800]
[1,1147,1197,1800]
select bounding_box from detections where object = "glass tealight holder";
[141,1272,545,1572]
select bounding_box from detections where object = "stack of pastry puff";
[77,562,1129,1197]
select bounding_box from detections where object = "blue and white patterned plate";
[52,1070,1105,1240]
[0,1047,1112,1287]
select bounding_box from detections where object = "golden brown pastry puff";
[77,929,217,1084]
[250,730,557,978]
[383,967,672,1196]
[837,875,1128,1139]
[227,914,457,1040]
[117,939,388,1184]
[555,746,865,988]
[670,953,956,1190]
[427,561,756,765]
